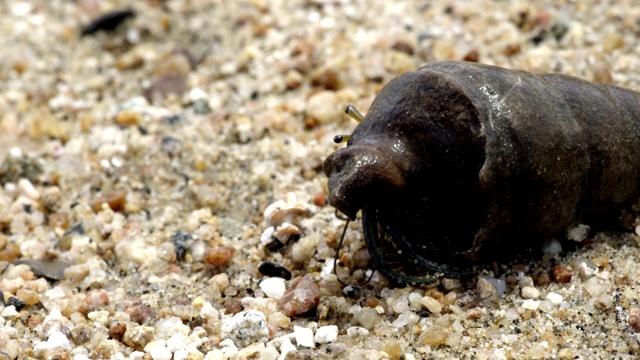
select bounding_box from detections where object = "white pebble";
[278,338,296,360]
[522,299,540,310]
[49,331,72,350]
[18,178,40,200]
[420,296,443,314]
[149,346,172,360]
[129,351,145,360]
[221,310,269,347]
[521,286,540,299]
[74,355,90,360]
[294,326,315,348]
[546,292,563,306]
[2,305,18,317]
[173,349,188,360]
[259,277,287,300]
[305,91,341,124]
[567,224,590,241]
[314,325,338,344]
[167,332,187,352]
[347,326,369,337]
[541,238,562,256]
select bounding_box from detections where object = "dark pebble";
[7,296,26,311]
[258,261,292,280]
[81,9,135,36]
[12,259,72,281]
[171,231,193,261]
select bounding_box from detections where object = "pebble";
[347,327,369,337]
[314,325,338,344]
[541,238,562,256]
[546,292,563,306]
[259,277,287,300]
[566,224,590,242]
[420,296,443,314]
[149,346,172,360]
[221,310,269,347]
[203,245,235,266]
[628,308,640,331]
[280,277,320,317]
[521,286,540,299]
[258,261,292,280]
[551,265,573,283]
[476,277,498,299]
[294,326,315,348]
[305,91,341,124]
[350,307,380,330]
[522,299,540,311]
[12,259,70,281]
[166,332,187,353]
[441,278,461,290]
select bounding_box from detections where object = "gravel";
[1,0,640,359]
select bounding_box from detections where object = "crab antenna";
[345,105,364,123]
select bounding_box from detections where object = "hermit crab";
[323,61,640,285]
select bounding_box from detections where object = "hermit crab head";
[322,68,486,284]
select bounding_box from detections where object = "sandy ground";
[1,0,640,359]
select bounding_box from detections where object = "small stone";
[284,70,303,90]
[2,305,18,317]
[551,265,573,283]
[541,238,562,256]
[149,346,172,360]
[143,74,188,102]
[109,322,127,342]
[259,277,286,300]
[596,293,613,309]
[521,286,540,299]
[384,51,416,73]
[125,302,156,325]
[314,325,338,344]
[221,310,269,348]
[79,289,110,314]
[123,325,155,350]
[7,296,26,311]
[236,343,265,359]
[420,296,443,314]
[258,261,292,280]
[628,308,640,331]
[280,277,320,317]
[167,332,187,352]
[566,224,590,242]
[476,277,497,299]
[305,91,341,124]
[272,223,301,244]
[18,178,40,200]
[12,259,70,281]
[92,190,126,213]
[466,307,483,320]
[420,324,451,347]
[115,109,142,126]
[81,8,135,35]
[351,307,380,330]
[538,300,554,313]
[294,326,315,348]
[522,299,540,310]
[310,68,342,90]
[441,278,461,290]
[203,245,234,266]
[347,326,369,337]
[462,49,480,62]
[546,292,563,306]
[532,270,551,286]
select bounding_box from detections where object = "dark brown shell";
[323,61,640,284]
